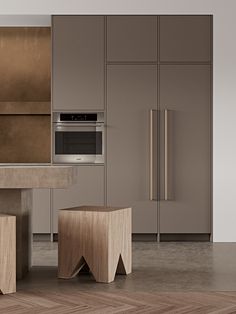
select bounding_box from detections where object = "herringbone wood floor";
[1,242,235,313]
[1,290,236,313]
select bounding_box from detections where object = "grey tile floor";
[25,241,236,292]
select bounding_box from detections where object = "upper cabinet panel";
[107,16,157,62]
[52,16,104,111]
[159,16,212,62]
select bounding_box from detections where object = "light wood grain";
[0,190,31,280]
[58,206,132,283]
[0,214,16,294]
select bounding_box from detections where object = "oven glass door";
[54,124,104,163]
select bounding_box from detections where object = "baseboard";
[33,233,158,242]
[33,233,211,242]
[57,233,154,242]
[33,234,51,242]
[160,233,211,242]
[132,233,158,242]
[53,233,58,241]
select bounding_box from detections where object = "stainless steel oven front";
[53,112,104,164]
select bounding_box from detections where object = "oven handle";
[54,123,104,128]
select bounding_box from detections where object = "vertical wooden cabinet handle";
[150,110,154,200]
[149,109,157,201]
[164,109,168,201]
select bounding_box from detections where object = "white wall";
[0,15,50,26]
[0,0,236,241]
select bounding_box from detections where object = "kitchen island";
[0,166,77,279]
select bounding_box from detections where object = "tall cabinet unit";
[106,16,158,235]
[159,65,211,236]
[158,16,212,240]
[106,15,212,239]
[50,16,106,235]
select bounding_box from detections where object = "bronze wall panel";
[0,102,51,114]
[0,27,51,102]
[0,115,51,163]
[0,27,51,163]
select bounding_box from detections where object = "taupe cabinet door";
[107,16,157,62]
[159,16,211,62]
[32,189,51,233]
[52,16,104,110]
[107,65,158,233]
[52,166,104,233]
[159,65,211,233]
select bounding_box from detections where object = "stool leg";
[0,216,16,294]
[116,254,131,275]
[92,253,131,283]
[104,209,132,283]
[89,254,110,283]
[92,209,132,283]
[0,189,32,280]
[58,211,90,279]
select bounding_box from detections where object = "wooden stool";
[0,214,16,294]
[58,206,132,283]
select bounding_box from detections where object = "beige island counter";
[0,166,77,279]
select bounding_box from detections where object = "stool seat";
[58,205,132,283]
[0,214,16,294]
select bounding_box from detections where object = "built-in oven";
[53,112,104,164]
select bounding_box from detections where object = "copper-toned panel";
[0,102,51,114]
[0,115,51,163]
[0,27,51,102]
